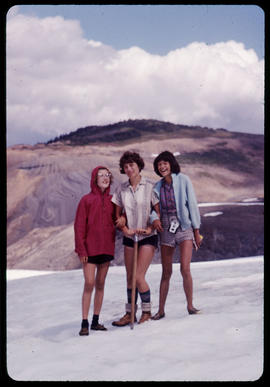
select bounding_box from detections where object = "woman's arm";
[186,176,201,230]
[151,202,163,232]
[122,225,136,237]
[184,176,202,249]
[150,186,163,232]
[115,204,126,229]
[114,204,136,236]
[74,197,89,259]
[193,229,203,250]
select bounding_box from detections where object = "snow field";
[7,257,263,381]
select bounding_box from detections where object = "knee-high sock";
[139,289,151,303]
[127,287,138,304]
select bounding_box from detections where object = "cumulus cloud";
[6,10,264,145]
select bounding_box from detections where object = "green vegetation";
[46,119,263,177]
[47,119,223,145]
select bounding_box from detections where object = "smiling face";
[96,168,111,192]
[123,162,140,179]
[157,160,171,178]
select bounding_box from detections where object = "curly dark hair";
[153,151,181,177]
[119,151,145,174]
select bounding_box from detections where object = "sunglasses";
[97,172,111,178]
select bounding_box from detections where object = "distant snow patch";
[204,211,223,217]
[242,197,260,202]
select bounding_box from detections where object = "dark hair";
[119,151,145,174]
[153,151,181,177]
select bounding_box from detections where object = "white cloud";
[6,12,264,145]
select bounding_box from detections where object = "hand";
[136,226,152,236]
[79,256,88,263]
[123,227,136,237]
[115,215,126,229]
[152,219,163,232]
[194,231,203,249]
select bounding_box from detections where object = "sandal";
[187,308,201,315]
[151,311,165,320]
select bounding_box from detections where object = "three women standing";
[74,150,202,334]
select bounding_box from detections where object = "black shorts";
[87,254,114,264]
[123,234,158,249]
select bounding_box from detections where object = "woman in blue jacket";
[151,151,202,320]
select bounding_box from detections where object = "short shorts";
[160,215,194,248]
[123,234,158,249]
[88,254,114,264]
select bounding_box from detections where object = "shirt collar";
[128,175,146,187]
[123,175,146,190]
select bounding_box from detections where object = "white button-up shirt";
[112,176,159,241]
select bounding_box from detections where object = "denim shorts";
[160,214,194,248]
[123,234,158,249]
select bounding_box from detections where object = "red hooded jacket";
[74,166,115,258]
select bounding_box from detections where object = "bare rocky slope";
[7,120,264,270]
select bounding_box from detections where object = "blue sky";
[7,4,264,145]
[18,4,264,59]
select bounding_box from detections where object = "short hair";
[153,151,181,177]
[119,151,145,174]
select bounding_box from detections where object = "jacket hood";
[90,165,111,195]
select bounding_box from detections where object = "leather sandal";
[151,311,165,320]
[187,308,201,315]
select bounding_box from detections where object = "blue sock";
[139,289,151,303]
[127,288,138,304]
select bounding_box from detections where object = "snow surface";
[203,211,223,217]
[242,198,261,202]
[198,202,263,207]
[6,270,54,281]
[7,256,263,382]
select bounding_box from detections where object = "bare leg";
[124,246,135,289]
[179,239,194,310]
[158,245,175,315]
[82,263,96,320]
[136,245,155,293]
[93,261,110,315]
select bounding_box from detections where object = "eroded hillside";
[7,120,264,269]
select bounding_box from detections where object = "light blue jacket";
[150,173,201,230]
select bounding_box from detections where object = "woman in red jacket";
[74,166,115,335]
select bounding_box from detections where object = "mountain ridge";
[46,118,263,146]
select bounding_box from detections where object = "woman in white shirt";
[112,151,159,326]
